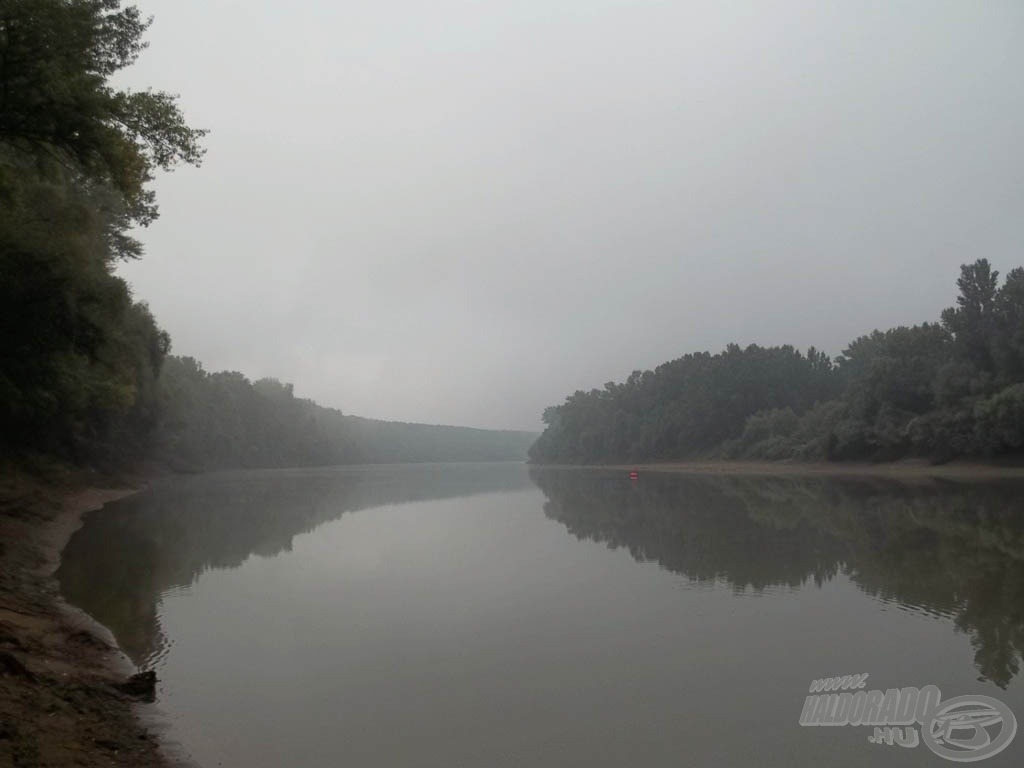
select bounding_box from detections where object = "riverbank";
[0,469,171,767]
[540,458,1024,480]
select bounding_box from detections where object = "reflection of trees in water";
[58,464,531,668]
[530,469,1024,689]
[58,465,1024,689]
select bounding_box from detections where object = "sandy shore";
[0,473,172,767]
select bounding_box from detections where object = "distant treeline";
[156,356,536,471]
[0,3,533,472]
[530,259,1024,464]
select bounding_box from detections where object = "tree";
[993,268,1024,383]
[530,262,1024,465]
[0,1,204,466]
[941,259,1000,372]
[0,0,206,240]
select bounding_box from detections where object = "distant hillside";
[343,416,537,464]
[156,356,536,471]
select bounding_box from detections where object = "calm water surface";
[59,463,1024,767]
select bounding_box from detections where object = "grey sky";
[117,1,1024,431]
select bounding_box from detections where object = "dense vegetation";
[0,1,204,468]
[156,356,536,471]
[0,2,534,472]
[7,4,1017,472]
[530,260,1024,464]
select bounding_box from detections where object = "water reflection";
[58,463,533,667]
[529,469,1024,688]
[60,465,1024,694]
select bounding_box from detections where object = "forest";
[0,1,533,473]
[529,259,1024,464]
[155,357,535,471]
[5,3,1021,473]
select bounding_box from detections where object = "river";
[58,463,1024,766]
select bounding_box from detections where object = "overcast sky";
[116,1,1024,431]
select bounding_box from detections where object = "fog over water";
[117,1,1024,430]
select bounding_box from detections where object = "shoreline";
[0,473,173,767]
[532,458,1024,480]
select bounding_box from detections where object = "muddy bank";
[0,472,171,767]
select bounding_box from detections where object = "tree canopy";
[529,260,1024,465]
[0,1,203,466]
[155,356,537,471]
[0,0,206,233]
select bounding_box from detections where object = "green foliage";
[530,344,841,463]
[0,1,206,231]
[974,384,1024,454]
[0,162,169,465]
[531,260,1024,465]
[723,407,800,460]
[837,323,951,416]
[992,268,1024,383]
[0,1,198,468]
[941,259,1000,373]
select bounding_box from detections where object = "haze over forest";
[115,0,1023,432]
[3,1,1024,474]
[6,6,1024,767]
